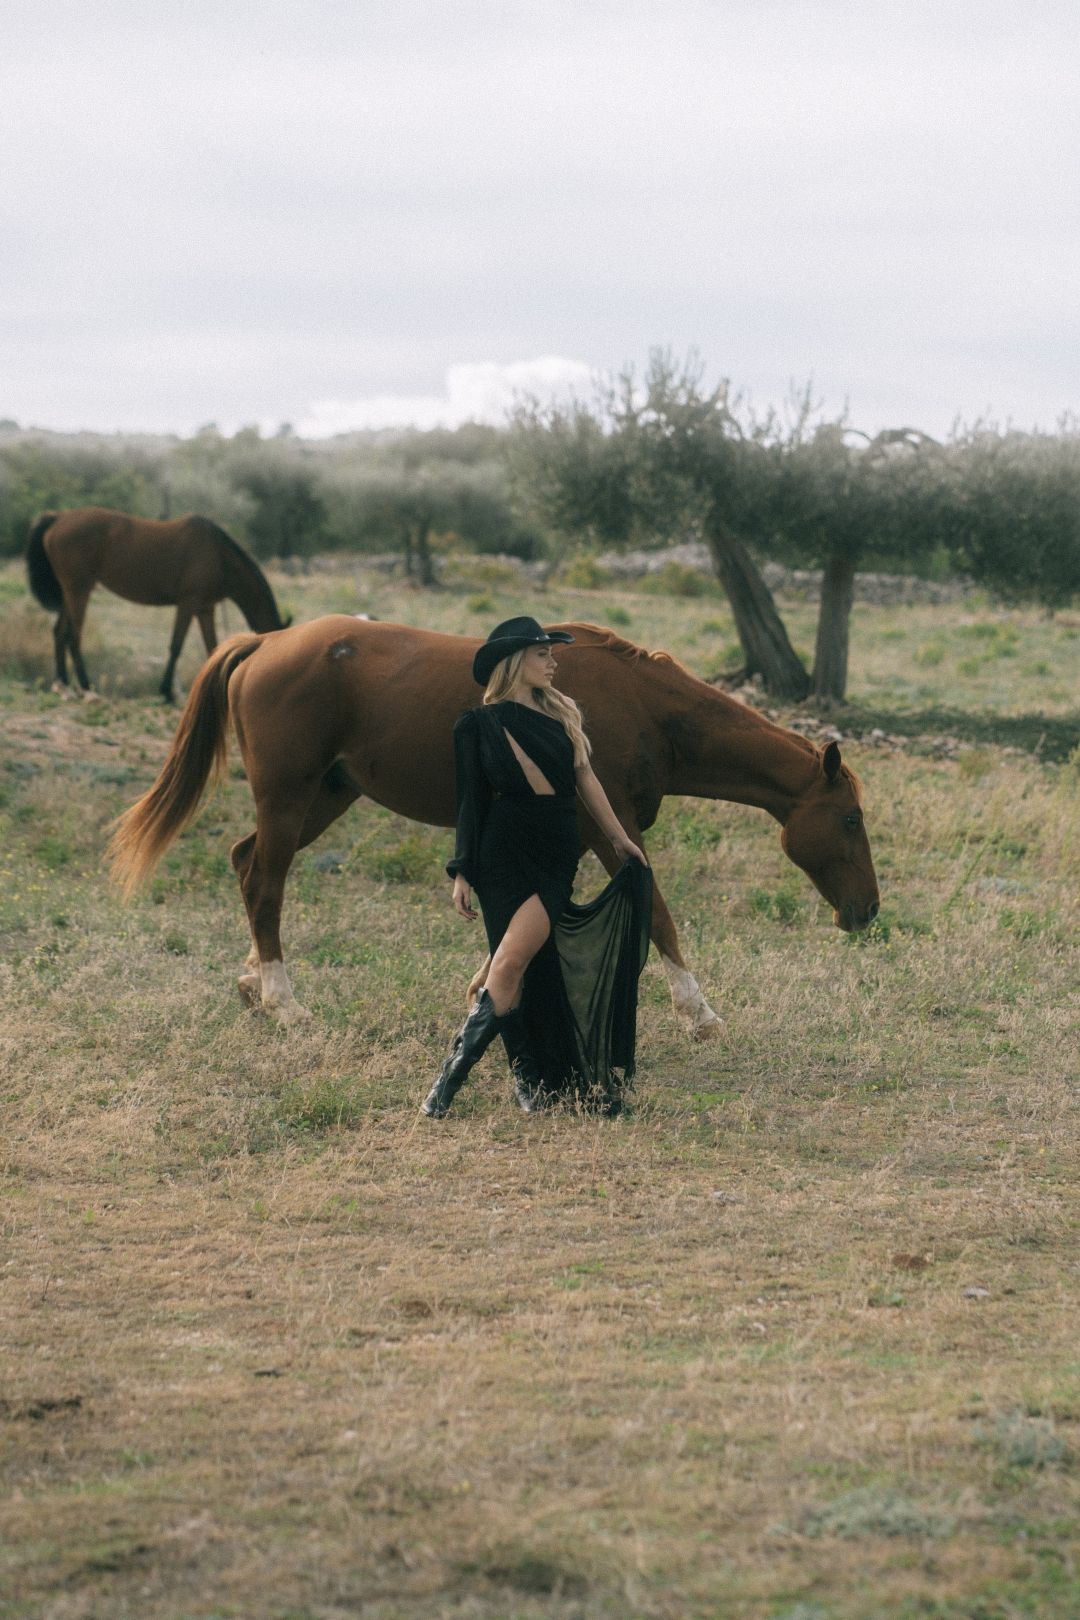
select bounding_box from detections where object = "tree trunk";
[811,550,856,702]
[415,517,437,587]
[706,520,810,701]
[402,526,415,578]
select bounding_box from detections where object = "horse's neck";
[223,547,278,630]
[665,684,817,821]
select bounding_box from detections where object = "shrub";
[556,552,612,590]
[639,561,715,597]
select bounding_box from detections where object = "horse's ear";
[822,740,842,782]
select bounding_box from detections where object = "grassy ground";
[1,560,1078,1619]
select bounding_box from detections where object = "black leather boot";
[501,1006,554,1114]
[421,989,505,1118]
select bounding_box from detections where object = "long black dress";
[446,700,652,1103]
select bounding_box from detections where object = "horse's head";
[780,742,880,931]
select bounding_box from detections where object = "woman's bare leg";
[484,895,550,1013]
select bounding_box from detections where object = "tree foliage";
[0,422,538,572]
[938,428,1080,607]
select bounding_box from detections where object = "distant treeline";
[0,422,544,585]
[3,351,1079,700]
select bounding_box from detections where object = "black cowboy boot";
[501,1006,555,1114]
[421,989,506,1118]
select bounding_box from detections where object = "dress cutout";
[502,728,556,795]
[447,701,652,1102]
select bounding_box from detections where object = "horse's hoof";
[267,1000,313,1027]
[237,974,261,1008]
[81,688,100,703]
[692,1017,723,1043]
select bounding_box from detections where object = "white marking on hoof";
[237,943,261,1006]
[80,688,100,703]
[258,959,311,1025]
[661,954,722,1038]
[237,971,262,1007]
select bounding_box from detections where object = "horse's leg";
[231,793,315,1024]
[649,883,722,1040]
[231,769,362,1018]
[231,833,263,1006]
[467,956,492,1006]
[52,607,71,691]
[589,830,722,1041]
[64,589,93,692]
[161,604,194,703]
[196,609,217,655]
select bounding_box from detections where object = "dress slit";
[493,892,552,959]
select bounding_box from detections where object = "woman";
[422,615,653,1119]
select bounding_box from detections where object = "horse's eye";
[844,812,863,830]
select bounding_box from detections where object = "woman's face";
[520,642,558,689]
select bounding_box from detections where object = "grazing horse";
[25,507,287,701]
[109,618,880,1035]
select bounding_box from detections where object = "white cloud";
[296,357,595,438]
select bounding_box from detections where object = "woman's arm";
[575,762,648,865]
[446,713,490,919]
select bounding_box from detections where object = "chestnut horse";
[109,617,880,1036]
[26,507,287,702]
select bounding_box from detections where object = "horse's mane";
[204,520,267,580]
[203,520,281,620]
[555,622,695,677]
[557,620,864,794]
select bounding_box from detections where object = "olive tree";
[938,427,1080,608]
[771,424,945,700]
[513,353,812,700]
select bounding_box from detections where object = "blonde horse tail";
[108,632,264,895]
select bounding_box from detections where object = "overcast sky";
[3,0,1078,439]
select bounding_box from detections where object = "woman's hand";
[452,875,478,920]
[612,834,648,866]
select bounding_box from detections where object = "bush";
[639,561,716,597]
[555,552,612,589]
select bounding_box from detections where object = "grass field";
[1,559,1078,1619]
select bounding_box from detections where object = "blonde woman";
[422,616,652,1118]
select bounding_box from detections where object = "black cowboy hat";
[472,615,575,686]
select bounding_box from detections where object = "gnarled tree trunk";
[707,520,810,701]
[811,551,856,702]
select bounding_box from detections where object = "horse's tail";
[25,512,62,610]
[108,632,264,895]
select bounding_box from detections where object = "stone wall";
[597,541,972,605]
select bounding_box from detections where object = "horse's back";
[231,615,478,728]
[44,507,228,605]
[224,615,679,831]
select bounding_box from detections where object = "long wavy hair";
[483,647,592,767]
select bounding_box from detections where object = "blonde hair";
[483,647,592,767]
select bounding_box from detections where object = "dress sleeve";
[445,711,492,885]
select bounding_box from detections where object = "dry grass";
[1,562,1079,1619]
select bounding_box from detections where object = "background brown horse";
[26,506,287,701]
[109,617,880,1034]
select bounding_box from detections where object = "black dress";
[446,701,652,1102]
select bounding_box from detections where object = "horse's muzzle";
[836,898,880,932]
